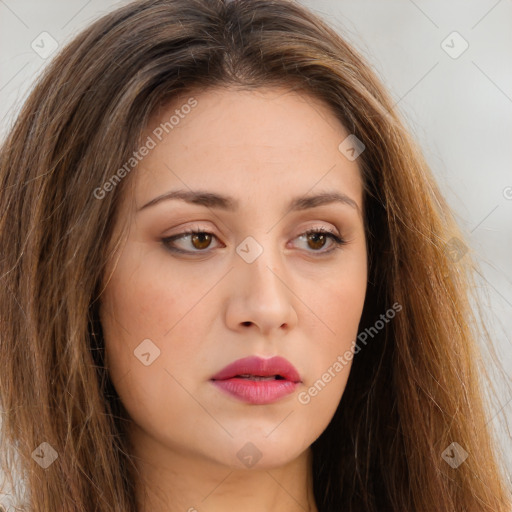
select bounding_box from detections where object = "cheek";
[297,255,366,407]
[99,275,196,447]
[303,255,367,345]
[333,249,367,332]
[297,360,353,432]
[99,250,210,407]
[99,254,171,388]
[101,250,198,348]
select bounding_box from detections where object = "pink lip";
[210,356,302,405]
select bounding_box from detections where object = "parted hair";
[0,0,510,510]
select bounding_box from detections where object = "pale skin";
[99,86,368,512]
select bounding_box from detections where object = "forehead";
[146,85,349,155]
[128,86,362,214]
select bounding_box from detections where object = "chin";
[213,436,312,471]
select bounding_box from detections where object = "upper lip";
[210,356,302,383]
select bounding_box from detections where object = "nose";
[224,243,298,337]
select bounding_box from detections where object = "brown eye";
[190,232,213,250]
[162,230,221,254]
[294,228,346,254]
[306,231,329,251]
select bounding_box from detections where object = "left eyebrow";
[137,189,360,214]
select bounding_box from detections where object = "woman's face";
[100,86,367,471]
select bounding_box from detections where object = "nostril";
[242,321,252,326]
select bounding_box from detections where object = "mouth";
[210,355,302,383]
[210,355,301,404]
[231,374,287,381]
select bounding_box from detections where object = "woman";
[0,0,510,510]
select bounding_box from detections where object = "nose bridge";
[238,234,286,302]
[228,232,297,333]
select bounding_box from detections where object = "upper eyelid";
[164,225,341,241]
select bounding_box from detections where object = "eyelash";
[161,226,347,256]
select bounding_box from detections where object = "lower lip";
[211,378,299,404]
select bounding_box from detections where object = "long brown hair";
[0,0,510,510]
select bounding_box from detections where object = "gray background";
[1,0,511,499]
